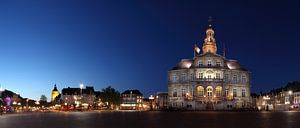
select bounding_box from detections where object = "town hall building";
[168,22,251,110]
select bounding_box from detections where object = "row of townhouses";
[253,90,300,111]
[51,85,168,111]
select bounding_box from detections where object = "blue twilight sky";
[0,0,300,100]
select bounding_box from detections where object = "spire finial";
[208,16,213,27]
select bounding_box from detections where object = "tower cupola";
[202,18,217,54]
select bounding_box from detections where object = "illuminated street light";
[79,83,84,109]
[80,83,84,89]
[288,90,293,95]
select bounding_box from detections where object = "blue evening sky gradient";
[0,0,299,100]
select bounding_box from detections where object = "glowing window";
[207,86,213,97]
[216,86,222,97]
[197,86,204,97]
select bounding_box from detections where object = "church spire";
[51,84,59,102]
[202,17,217,54]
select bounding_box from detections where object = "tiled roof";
[121,89,143,95]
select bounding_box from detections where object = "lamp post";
[289,90,293,105]
[80,83,84,110]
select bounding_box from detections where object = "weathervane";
[208,16,213,27]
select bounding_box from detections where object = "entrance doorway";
[206,101,214,110]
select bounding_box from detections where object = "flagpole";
[193,45,196,57]
[223,43,226,58]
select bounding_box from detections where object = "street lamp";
[80,83,84,97]
[80,83,84,110]
[80,83,84,90]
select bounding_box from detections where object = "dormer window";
[198,61,203,67]
[207,60,212,67]
[216,62,221,67]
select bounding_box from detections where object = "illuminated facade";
[120,90,143,110]
[168,23,251,110]
[61,86,96,109]
[51,84,60,102]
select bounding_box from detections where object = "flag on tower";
[194,43,200,56]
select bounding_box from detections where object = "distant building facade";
[61,86,96,109]
[168,23,251,110]
[120,90,143,110]
[256,90,300,111]
[155,92,168,110]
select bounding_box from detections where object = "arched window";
[216,86,222,97]
[197,86,204,97]
[207,86,213,97]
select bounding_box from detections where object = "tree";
[99,86,121,107]
[39,95,47,103]
[285,81,300,92]
[53,94,61,105]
